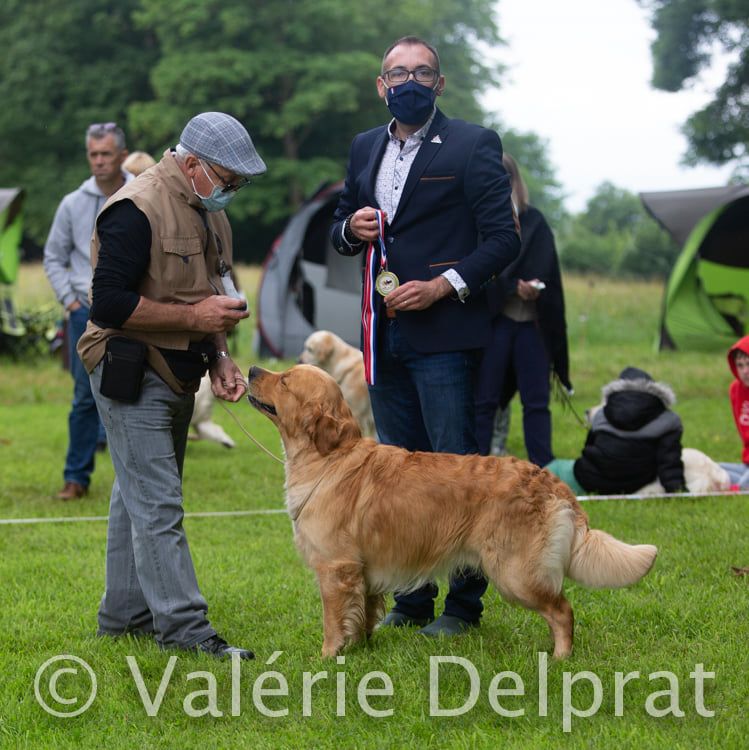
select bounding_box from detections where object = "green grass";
[1,265,747,749]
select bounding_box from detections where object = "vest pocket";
[161,236,203,257]
[161,236,205,288]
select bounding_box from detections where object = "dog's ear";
[309,413,360,456]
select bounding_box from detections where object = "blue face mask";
[385,80,437,126]
[192,162,236,212]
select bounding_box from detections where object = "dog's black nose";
[248,365,262,382]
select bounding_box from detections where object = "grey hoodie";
[43,172,132,309]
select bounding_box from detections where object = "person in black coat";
[573,366,687,494]
[474,153,571,466]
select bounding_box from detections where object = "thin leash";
[553,376,588,428]
[217,391,284,465]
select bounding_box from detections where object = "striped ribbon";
[361,209,388,385]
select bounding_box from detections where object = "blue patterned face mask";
[385,80,437,125]
[192,162,236,212]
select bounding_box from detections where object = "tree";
[0,0,156,243]
[639,0,749,172]
[559,182,677,278]
[498,128,566,228]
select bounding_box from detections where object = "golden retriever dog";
[638,448,730,494]
[189,374,236,448]
[247,364,658,659]
[298,330,376,439]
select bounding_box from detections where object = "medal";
[375,270,399,296]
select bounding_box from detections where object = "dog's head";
[247,364,361,456]
[298,331,340,370]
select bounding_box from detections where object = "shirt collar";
[387,107,437,145]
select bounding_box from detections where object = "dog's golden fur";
[247,364,657,659]
[298,330,376,439]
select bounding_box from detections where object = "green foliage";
[559,182,678,278]
[0,0,569,265]
[499,128,567,228]
[639,0,749,172]
[0,0,156,243]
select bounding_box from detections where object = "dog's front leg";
[316,562,366,658]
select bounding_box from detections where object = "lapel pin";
[431,135,442,144]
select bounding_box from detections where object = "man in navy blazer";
[330,36,520,636]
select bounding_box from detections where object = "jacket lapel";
[392,110,449,224]
[364,127,389,207]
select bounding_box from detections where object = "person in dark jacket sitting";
[547,366,687,495]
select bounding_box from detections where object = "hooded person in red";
[720,335,749,489]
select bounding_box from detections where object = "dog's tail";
[567,526,657,589]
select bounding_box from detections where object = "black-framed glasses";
[202,160,250,194]
[382,66,439,85]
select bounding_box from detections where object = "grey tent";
[640,185,749,350]
[256,181,363,358]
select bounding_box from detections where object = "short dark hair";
[381,36,440,75]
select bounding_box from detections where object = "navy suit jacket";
[330,108,520,353]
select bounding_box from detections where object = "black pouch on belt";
[158,340,217,383]
[99,336,147,403]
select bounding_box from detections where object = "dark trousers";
[367,319,488,623]
[475,316,553,467]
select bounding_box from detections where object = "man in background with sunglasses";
[77,112,265,660]
[43,122,132,500]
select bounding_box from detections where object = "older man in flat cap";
[78,112,265,659]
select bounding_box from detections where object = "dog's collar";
[289,473,326,522]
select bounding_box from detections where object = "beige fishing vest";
[77,150,234,394]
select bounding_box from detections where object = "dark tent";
[256,181,363,358]
[640,185,749,351]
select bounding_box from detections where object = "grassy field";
[0,264,747,749]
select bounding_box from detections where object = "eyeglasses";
[382,66,439,85]
[201,160,250,194]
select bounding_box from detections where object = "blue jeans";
[475,316,553,466]
[91,363,215,648]
[65,305,104,486]
[368,318,487,623]
[719,462,749,488]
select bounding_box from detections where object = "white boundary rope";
[1,490,746,526]
[577,489,749,502]
[0,508,286,526]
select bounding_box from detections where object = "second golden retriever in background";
[189,375,236,448]
[299,330,376,439]
[247,364,658,660]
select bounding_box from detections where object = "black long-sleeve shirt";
[90,199,152,328]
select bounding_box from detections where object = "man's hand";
[191,295,250,334]
[210,356,247,402]
[66,300,82,312]
[385,277,452,312]
[349,207,389,243]
[517,279,542,301]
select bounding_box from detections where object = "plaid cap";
[180,112,266,177]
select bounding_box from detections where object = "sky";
[482,0,735,212]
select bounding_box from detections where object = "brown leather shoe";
[57,481,88,500]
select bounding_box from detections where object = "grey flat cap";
[180,112,266,177]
